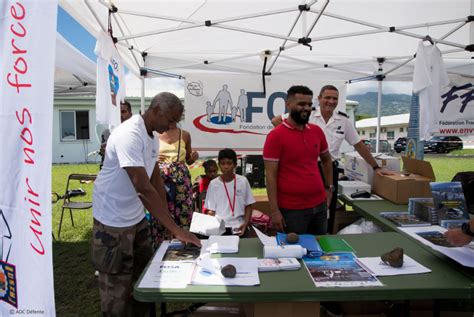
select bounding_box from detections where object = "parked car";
[424,136,463,153]
[394,137,407,153]
[362,139,392,153]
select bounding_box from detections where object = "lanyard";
[222,175,236,217]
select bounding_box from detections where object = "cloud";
[125,73,184,98]
[347,81,413,95]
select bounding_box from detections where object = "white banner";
[0,1,57,315]
[95,30,126,128]
[183,75,346,156]
[437,79,474,136]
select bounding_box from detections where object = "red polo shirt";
[263,119,328,210]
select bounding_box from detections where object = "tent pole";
[471,0,474,45]
[376,79,383,153]
[141,76,145,114]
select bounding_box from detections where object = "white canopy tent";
[55,33,96,96]
[59,0,473,150]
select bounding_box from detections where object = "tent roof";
[356,113,410,128]
[60,0,473,83]
[55,33,96,96]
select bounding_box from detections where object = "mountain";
[347,92,411,117]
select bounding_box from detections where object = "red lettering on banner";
[10,22,26,37]
[10,2,26,20]
[15,107,32,125]
[7,2,30,94]
[25,178,45,255]
[13,57,27,74]
[16,108,34,164]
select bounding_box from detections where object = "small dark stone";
[381,247,404,267]
[221,264,237,278]
[286,232,299,244]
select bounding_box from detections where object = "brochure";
[206,235,240,253]
[439,219,467,229]
[138,261,195,289]
[258,258,301,272]
[303,252,383,287]
[380,211,431,227]
[430,182,469,221]
[399,226,474,268]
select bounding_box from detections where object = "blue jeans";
[280,202,328,235]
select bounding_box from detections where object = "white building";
[355,113,474,148]
[356,114,410,145]
[53,96,147,164]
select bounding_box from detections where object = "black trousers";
[318,160,339,234]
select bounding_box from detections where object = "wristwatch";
[461,222,474,237]
[326,185,335,193]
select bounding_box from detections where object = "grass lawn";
[52,156,473,314]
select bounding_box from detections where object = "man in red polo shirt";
[263,85,333,235]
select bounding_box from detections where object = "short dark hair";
[319,85,338,97]
[287,85,313,98]
[203,159,218,171]
[149,92,183,113]
[218,148,237,165]
[121,100,132,112]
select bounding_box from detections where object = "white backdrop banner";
[0,1,57,315]
[437,80,474,136]
[183,75,346,156]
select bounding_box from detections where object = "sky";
[56,5,413,99]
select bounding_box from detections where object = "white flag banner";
[183,75,346,156]
[0,0,57,315]
[95,30,126,128]
[436,79,474,136]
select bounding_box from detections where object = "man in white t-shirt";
[92,92,200,316]
[205,148,256,236]
[272,85,392,233]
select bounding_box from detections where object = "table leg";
[244,302,320,317]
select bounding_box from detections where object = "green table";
[134,233,473,316]
[350,199,408,232]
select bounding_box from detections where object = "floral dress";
[149,133,194,250]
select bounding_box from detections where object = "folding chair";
[58,174,96,239]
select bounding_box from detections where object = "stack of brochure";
[380,211,431,227]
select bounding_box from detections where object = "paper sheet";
[206,235,240,253]
[192,257,260,286]
[138,261,195,289]
[399,225,474,268]
[356,255,431,276]
[253,225,277,246]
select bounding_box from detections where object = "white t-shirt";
[204,174,256,229]
[413,41,450,140]
[93,115,158,227]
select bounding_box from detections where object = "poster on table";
[0,0,57,315]
[182,74,346,156]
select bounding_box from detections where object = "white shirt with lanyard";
[204,174,256,229]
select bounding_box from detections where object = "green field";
[52,156,474,314]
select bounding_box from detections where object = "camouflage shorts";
[92,218,153,316]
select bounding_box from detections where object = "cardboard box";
[338,180,371,196]
[344,152,400,187]
[373,156,435,204]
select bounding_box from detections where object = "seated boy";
[205,148,256,236]
[198,159,219,214]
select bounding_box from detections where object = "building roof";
[356,113,410,128]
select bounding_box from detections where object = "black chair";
[58,174,97,239]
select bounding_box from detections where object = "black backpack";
[451,172,474,214]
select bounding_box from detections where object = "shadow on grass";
[53,228,102,316]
